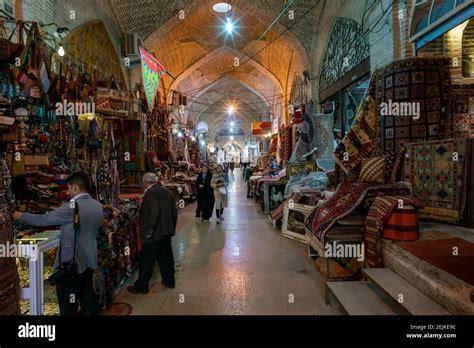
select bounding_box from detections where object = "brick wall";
[417,20,473,85]
[462,19,474,78]
[10,0,121,55]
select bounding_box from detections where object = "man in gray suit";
[13,172,103,315]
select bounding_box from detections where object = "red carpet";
[99,302,133,315]
[399,237,474,285]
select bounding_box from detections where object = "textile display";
[279,126,292,162]
[255,169,286,194]
[313,113,335,171]
[284,171,328,198]
[304,180,410,250]
[399,237,474,285]
[451,85,474,139]
[369,149,405,183]
[122,120,143,171]
[334,77,378,173]
[359,157,385,183]
[140,47,166,111]
[94,202,140,309]
[364,196,423,268]
[0,213,21,315]
[290,113,321,163]
[268,193,304,222]
[248,175,263,197]
[403,138,470,222]
[380,58,450,151]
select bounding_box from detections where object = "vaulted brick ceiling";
[104,0,323,135]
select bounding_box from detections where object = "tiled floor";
[116,169,343,315]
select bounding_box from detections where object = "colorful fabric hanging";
[139,47,166,111]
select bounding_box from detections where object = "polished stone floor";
[116,169,343,315]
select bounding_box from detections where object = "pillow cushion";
[359,157,386,183]
[370,149,405,183]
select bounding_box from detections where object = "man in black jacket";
[127,173,178,294]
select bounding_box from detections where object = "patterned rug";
[279,126,292,162]
[313,113,335,171]
[399,237,474,285]
[0,213,21,315]
[334,77,378,173]
[403,138,470,222]
[450,85,474,139]
[290,113,321,163]
[305,181,410,250]
[364,196,423,268]
[380,58,451,152]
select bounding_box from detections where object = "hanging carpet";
[380,58,451,152]
[403,138,471,222]
[451,85,474,139]
[334,77,378,174]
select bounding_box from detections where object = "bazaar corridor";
[116,169,342,315]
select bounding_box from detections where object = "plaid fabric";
[364,196,423,268]
[359,157,386,183]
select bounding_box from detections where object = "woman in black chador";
[196,166,215,222]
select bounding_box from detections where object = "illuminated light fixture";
[230,136,234,140]
[230,128,234,133]
[226,18,234,34]
[228,105,234,114]
[177,131,183,137]
[230,121,235,127]
[213,2,231,13]
[58,46,65,57]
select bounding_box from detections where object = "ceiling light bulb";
[228,105,234,114]
[58,46,65,57]
[230,136,234,140]
[226,18,234,34]
[230,121,235,127]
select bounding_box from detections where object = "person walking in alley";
[211,165,229,224]
[128,173,178,294]
[196,166,214,223]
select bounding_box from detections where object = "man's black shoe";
[127,285,149,294]
[161,280,175,289]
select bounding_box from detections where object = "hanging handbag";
[0,20,24,64]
